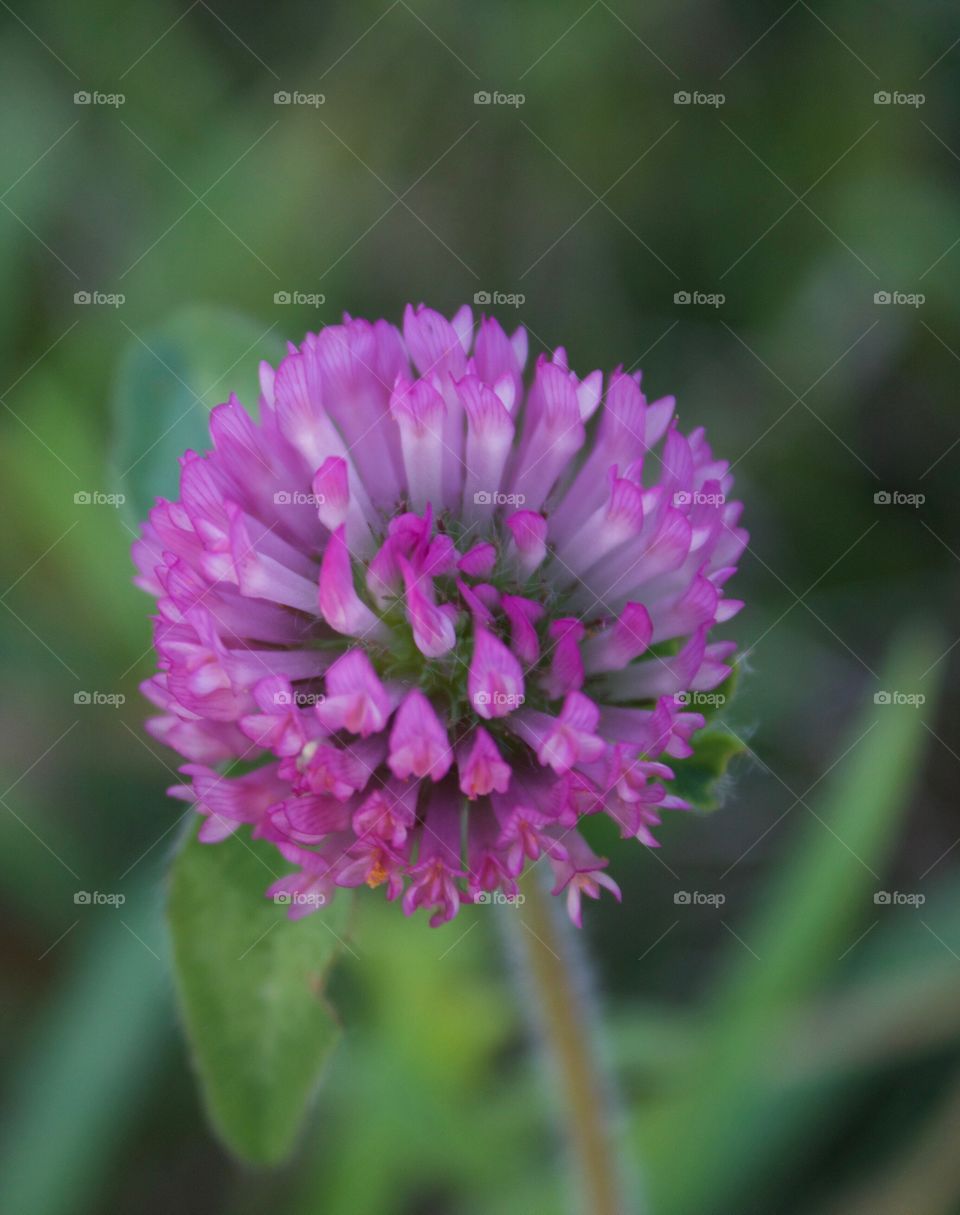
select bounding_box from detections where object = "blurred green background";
[1,1,958,1212]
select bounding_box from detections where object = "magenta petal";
[458,727,512,798]
[316,649,392,736]
[387,689,453,781]
[468,623,526,719]
[319,526,388,641]
[399,557,456,657]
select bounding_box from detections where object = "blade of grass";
[816,1070,960,1215]
[638,625,944,1214]
[0,883,170,1215]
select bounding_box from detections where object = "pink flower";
[548,833,623,929]
[136,304,745,925]
[314,650,392,737]
[468,624,525,720]
[387,689,453,781]
[458,727,511,799]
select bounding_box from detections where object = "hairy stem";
[511,872,627,1215]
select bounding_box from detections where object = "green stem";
[512,872,627,1215]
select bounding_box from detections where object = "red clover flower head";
[135,304,746,927]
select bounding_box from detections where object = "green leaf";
[0,883,169,1215]
[703,660,740,718]
[168,824,351,1166]
[669,726,745,811]
[111,305,284,524]
[288,899,533,1215]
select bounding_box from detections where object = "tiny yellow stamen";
[366,857,389,888]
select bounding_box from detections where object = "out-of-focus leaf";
[669,726,745,811]
[613,957,960,1096]
[111,305,283,523]
[818,1073,960,1215]
[3,369,145,657]
[168,823,350,1166]
[784,962,960,1086]
[0,883,169,1215]
[638,625,944,1214]
[0,50,65,350]
[288,899,538,1215]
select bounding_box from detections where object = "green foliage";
[638,626,946,1214]
[168,824,351,1166]
[0,885,169,1215]
[111,306,284,523]
[287,900,547,1215]
[669,726,745,811]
